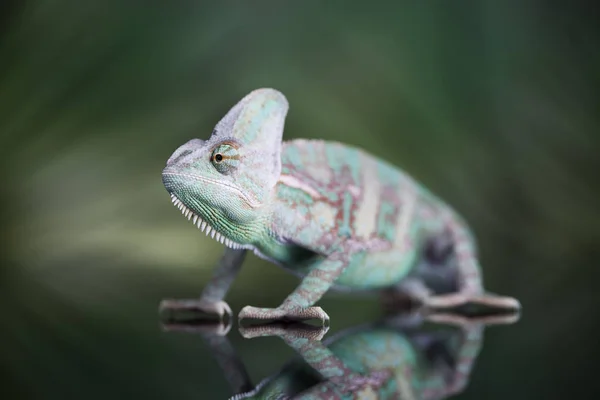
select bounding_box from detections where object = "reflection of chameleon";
[163,311,518,399]
[160,88,520,323]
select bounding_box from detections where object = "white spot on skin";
[393,189,417,251]
[354,157,380,240]
[309,202,337,232]
[278,174,321,199]
[306,164,332,184]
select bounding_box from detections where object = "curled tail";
[439,208,484,294]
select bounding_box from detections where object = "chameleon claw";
[159,298,233,321]
[238,305,330,324]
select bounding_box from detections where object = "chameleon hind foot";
[238,305,330,325]
[159,298,232,321]
[425,292,522,313]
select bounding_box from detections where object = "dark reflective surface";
[164,309,520,400]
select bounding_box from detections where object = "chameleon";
[162,308,519,399]
[160,88,521,323]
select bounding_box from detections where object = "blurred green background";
[1,1,598,399]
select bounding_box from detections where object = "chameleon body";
[161,88,520,322]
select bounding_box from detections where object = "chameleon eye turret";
[210,142,240,174]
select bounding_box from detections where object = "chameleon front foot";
[159,298,232,321]
[239,321,329,340]
[238,305,330,325]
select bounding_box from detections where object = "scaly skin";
[160,88,521,323]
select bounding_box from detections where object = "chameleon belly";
[272,139,437,290]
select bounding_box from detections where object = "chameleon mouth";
[170,193,245,250]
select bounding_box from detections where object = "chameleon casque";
[160,88,521,322]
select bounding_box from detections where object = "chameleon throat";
[170,193,247,250]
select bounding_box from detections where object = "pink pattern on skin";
[347,185,361,197]
[345,237,391,253]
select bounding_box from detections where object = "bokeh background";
[1,1,598,399]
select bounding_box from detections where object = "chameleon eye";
[211,143,239,174]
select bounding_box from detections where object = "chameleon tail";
[440,209,483,294]
[425,209,522,313]
[421,322,485,399]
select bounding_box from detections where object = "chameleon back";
[272,139,457,291]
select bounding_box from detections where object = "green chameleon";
[162,310,518,399]
[160,88,521,322]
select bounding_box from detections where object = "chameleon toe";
[238,306,285,321]
[238,323,329,340]
[238,305,330,323]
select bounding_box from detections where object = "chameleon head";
[162,88,289,248]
